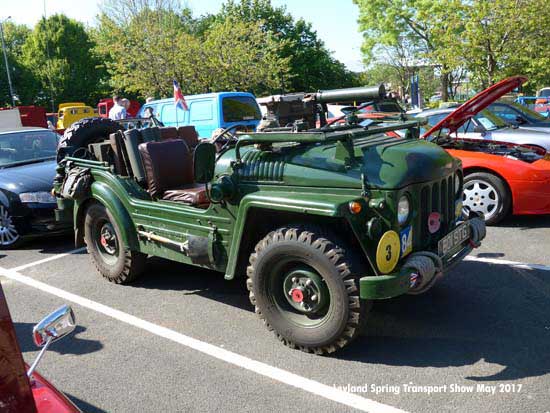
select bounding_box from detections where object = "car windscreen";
[473,109,507,131]
[539,89,550,97]
[222,96,261,122]
[0,130,59,167]
[511,103,547,120]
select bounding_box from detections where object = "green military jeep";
[55,88,485,355]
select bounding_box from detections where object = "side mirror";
[194,142,216,184]
[33,305,75,347]
[27,305,75,378]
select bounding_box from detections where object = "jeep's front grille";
[419,173,459,245]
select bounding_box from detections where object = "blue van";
[138,92,261,138]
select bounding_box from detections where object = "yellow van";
[57,102,95,129]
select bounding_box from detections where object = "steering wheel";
[212,124,242,145]
[212,124,246,157]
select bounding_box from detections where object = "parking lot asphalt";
[1,214,549,413]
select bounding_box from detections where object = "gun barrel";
[313,85,386,103]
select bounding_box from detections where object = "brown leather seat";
[177,126,199,149]
[159,127,178,141]
[162,184,209,205]
[137,139,208,206]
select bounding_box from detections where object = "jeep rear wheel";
[84,203,146,284]
[247,227,370,355]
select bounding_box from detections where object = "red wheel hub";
[100,235,107,247]
[290,288,304,303]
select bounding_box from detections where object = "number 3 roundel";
[376,230,400,274]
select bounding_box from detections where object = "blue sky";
[4,0,365,71]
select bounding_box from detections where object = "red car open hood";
[423,75,528,137]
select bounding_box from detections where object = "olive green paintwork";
[59,121,466,298]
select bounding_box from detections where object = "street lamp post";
[0,17,16,107]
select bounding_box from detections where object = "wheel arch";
[75,182,139,250]
[225,205,365,281]
[462,166,514,209]
[0,190,10,208]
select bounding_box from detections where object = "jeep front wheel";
[84,203,146,284]
[247,227,369,355]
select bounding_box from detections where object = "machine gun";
[256,85,387,130]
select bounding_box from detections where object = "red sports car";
[0,283,80,413]
[423,76,550,224]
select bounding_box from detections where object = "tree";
[445,0,549,91]
[21,14,104,109]
[94,2,289,98]
[0,22,33,106]
[353,0,463,101]
[219,0,360,92]
[197,18,290,95]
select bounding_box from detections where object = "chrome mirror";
[27,305,76,377]
[33,305,75,346]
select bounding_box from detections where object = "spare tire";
[57,117,123,162]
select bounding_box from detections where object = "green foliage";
[94,4,290,98]
[354,0,550,96]
[2,0,357,108]
[354,0,461,100]
[20,14,104,108]
[0,22,33,106]
[219,0,360,91]
[448,0,550,91]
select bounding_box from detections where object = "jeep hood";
[358,138,457,189]
[227,136,457,190]
[424,76,527,137]
[218,128,458,190]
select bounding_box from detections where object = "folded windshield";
[0,130,59,167]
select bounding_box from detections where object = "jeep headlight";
[397,195,410,225]
[19,191,56,204]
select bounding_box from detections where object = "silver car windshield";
[473,109,507,131]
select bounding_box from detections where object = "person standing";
[121,98,131,118]
[108,95,127,120]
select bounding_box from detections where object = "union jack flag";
[173,80,188,111]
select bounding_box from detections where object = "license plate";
[438,223,470,257]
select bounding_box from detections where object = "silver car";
[418,108,550,152]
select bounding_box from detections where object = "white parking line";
[12,247,86,272]
[0,263,406,413]
[465,256,550,272]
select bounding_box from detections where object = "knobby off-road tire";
[84,203,146,284]
[463,172,510,225]
[57,117,123,162]
[246,227,370,355]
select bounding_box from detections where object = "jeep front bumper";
[359,216,486,300]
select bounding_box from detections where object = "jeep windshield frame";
[234,119,424,160]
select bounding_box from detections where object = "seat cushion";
[138,139,193,197]
[162,184,209,206]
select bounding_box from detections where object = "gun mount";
[256,85,387,130]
